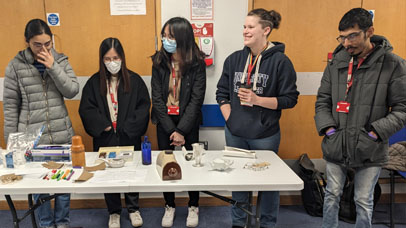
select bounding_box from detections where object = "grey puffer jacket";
[315,35,406,168]
[3,48,79,144]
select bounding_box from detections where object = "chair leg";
[390,170,394,228]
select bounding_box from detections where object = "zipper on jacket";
[42,79,53,143]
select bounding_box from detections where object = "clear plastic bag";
[6,126,44,167]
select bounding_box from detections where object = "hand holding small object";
[238,88,258,105]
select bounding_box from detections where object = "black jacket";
[79,70,150,151]
[216,42,299,139]
[151,59,206,136]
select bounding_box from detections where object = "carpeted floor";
[0,203,405,227]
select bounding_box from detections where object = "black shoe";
[232,226,244,228]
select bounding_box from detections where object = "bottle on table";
[142,136,151,165]
[71,135,86,168]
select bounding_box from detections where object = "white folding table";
[0,150,303,228]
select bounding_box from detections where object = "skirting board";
[1,194,406,211]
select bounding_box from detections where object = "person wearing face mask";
[3,19,79,228]
[151,17,206,228]
[79,37,150,228]
[216,9,299,228]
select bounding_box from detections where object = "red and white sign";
[192,23,214,66]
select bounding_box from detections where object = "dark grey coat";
[315,35,406,168]
[3,48,79,144]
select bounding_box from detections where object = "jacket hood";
[333,35,393,57]
[15,48,67,65]
[243,42,286,59]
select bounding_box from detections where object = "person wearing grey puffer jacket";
[3,34,78,145]
[3,19,78,228]
[315,8,406,228]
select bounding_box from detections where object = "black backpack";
[293,154,382,222]
[293,153,326,216]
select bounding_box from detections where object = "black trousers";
[104,193,139,214]
[157,116,200,207]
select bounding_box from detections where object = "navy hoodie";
[216,42,299,139]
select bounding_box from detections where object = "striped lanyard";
[109,82,119,130]
[171,62,177,100]
[246,45,268,85]
[345,56,366,99]
[345,44,375,99]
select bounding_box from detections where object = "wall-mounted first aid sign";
[192,23,214,66]
[47,13,60,26]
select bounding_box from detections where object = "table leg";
[5,194,58,228]
[5,195,19,228]
[28,194,38,228]
[201,191,254,216]
[254,191,262,228]
[247,192,252,227]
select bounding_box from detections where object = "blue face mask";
[162,38,177,53]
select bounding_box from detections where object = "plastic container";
[71,135,86,168]
[141,136,151,165]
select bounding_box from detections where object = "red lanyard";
[345,44,374,97]
[247,55,260,85]
[171,62,177,99]
[345,57,366,97]
[246,45,268,85]
[109,82,119,130]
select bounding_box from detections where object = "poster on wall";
[192,23,214,66]
[110,0,146,15]
[190,0,213,20]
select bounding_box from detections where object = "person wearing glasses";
[3,19,79,228]
[315,8,406,228]
[216,8,299,228]
[79,37,150,228]
[151,17,206,228]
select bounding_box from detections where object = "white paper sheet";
[87,168,147,183]
[110,0,146,15]
[191,0,213,20]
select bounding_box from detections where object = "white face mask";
[104,60,122,74]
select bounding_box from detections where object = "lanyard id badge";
[168,62,180,115]
[167,105,179,115]
[336,56,366,113]
[336,101,350,113]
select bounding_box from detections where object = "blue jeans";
[33,194,70,228]
[225,126,280,228]
[322,162,381,228]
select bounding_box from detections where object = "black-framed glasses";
[336,31,363,43]
[32,40,53,49]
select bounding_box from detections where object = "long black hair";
[24,19,52,42]
[152,17,205,74]
[99,37,130,95]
